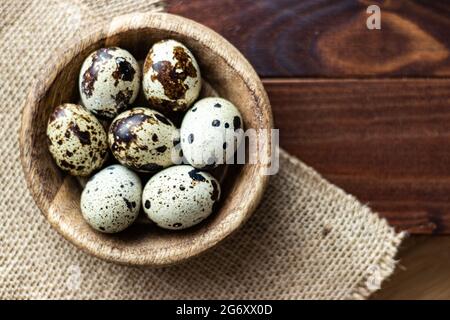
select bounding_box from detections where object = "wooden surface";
[167,0,450,299]
[168,0,450,234]
[372,235,450,299]
[265,79,450,234]
[20,13,272,266]
[167,0,450,77]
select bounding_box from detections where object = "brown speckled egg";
[142,39,201,113]
[108,107,180,173]
[79,47,140,118]
[81,164,142,233]
[47,103,108,176]
[142,165,220,230]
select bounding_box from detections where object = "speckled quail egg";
[142,165,220,230]
[47,103,108,176]
[142,39,201,113]
[81,164,142,233]
[79,47,140,118]
[108,107,180,172]
[180,97,243,169]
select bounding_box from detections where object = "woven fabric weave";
[0,0,403,299]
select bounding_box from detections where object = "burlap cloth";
[0,0,404,299]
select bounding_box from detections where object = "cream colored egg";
[142,39,201,113]
[108,107,181,173]
[47,103,108,176]
[79,47,140,118]
[142,165,220,230]
[180,97,243,169]
[81,165,142,233]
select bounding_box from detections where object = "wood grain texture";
[264,78,450,233]
[166,0,450,233]
[167,0,450,77]
[19,12,272,266]
[164,0,450,298]
[372,235,450,299]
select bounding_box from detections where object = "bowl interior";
[21,13,272,265]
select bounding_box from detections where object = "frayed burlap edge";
[280,149,405,300]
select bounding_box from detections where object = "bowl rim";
[19,12,273,266]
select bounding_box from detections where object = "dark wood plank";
[263,78,450,234]
[167,0,450,78]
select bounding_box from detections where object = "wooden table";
[167,0,450,299]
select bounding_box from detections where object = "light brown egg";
[47,103,108,176]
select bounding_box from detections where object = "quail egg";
[79,47,140,118]
[142,39,201,113]
[108,107,180,172]
[142,165,220,230]
[81,164,142,233]
[47,103,108,176]
[180,97,243,169]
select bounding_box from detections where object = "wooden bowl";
[19,12,273,266]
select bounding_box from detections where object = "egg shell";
[47,103,108,176]
[142,39,201,113]
[79,47,140,118]
[81,164,142,233]
[142,165,221,230]
[180,97,244,169]
[108,107,181,172]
